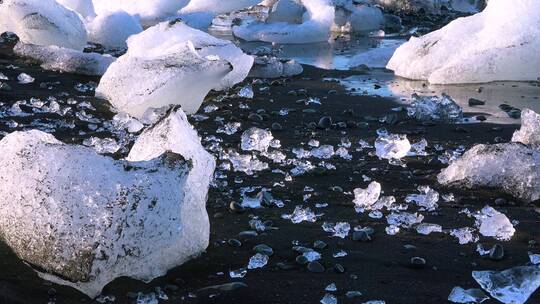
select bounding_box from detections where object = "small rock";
[228,239,242,247]
[334,263,345,273]
[318,116,332,129]
[253,244,274,256]
[410,257,426,269]
[313,240,327,249]
[352,230,371,242]
[488,244,504,261]
[307,261,325,273]
[468,98,486,106]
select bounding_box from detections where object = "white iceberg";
[0,109,215,298]
[387,0,540,84]
[96,20,253,117]
[87,10,143,49]
[181,0,262,15]
[0,0,87,50]
[56,0,96,19]
[92,0,190,27]
[13,41,115,76]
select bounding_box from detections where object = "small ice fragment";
[386,212,424,228]
[529,252,540,265]
[385,225,400,235]
[303,250,321,262]
[473,265,540,304]
[282,206,317,224]
[230,268,247,278]
[405,186,439,211]
[511,108,540,146]
[82,137,120,154]
[416,223,442,235]
[322,222,350,238]
[17,73,34,84]
[311,145,335,159]
[353,181,381,212]
[450,227,479,245]
[238,85,254,99]
[375,133,411,159]
[361,301,385,304]
[325,283,337,292]
[0,72,8,80]
[217,122,241,135]
[308,139,320,147]
[247,253,269,269]
[473,206,515,241]
[241,127,273,152]
[333,250,347,258]
[320,293,338,304]
[407,94,462,123]
[447,287,489,304]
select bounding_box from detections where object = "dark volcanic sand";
[0,58,539,304]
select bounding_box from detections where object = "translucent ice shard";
[448,286,489,304]
[511,108,540,147]
[405,186,439,211]
[375,133,411,160]
[473,265,540,304]
[407,94,463,123]
[473,206,515,241]
[241,127,274,152]
[353,181,381,212]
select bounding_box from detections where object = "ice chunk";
[0,109,214,297]
[87,10,143,49]
[353,181,381,212]
[387,212,424,228]
[311,145,335,159]
[405,186,439,211]
[416,223,442,235]
[473,265,540,304]
[347,39,403,69]
[450,227,479,245]
[17,72,34,84]
[249,56,304,79]
[375,133,411,160]
[96,20,253,117]
[473,206,515,241]
[248,253,269,269]
[222,150,269,175]
[387,0,540,84]
[0,0,87,50]
[322,222,350,238]
[282,206,317,224]
[529,253,540,265]
[438,143,540,202]
[82,137,120,154]
[448,287,489,304]
[512,108,540,147]
[241,127,274,152]
[407,94,463,123]
[333,3,384,34]
[233,0,335,44]
[56,0,96,19]
[320,293,338,304]
[13,41,115,76]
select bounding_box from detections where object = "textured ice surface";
[181,0,261,15]
[448,287,489,304]
[233,0,335,44]
[407,93,463,123]
[473,206,515,241]
[405,185,439,211]
[438,143,540,202]
[416,223,442,235]
[282,206,317,223]
[0,109,214,297]
[13,41,115,76]
[92,0,190,27]
[0,0,87,50]
[373,0,484,13]
[57,0,96,19]
[87,10,143,49]
[241,127,274,152]
[512,109,540,147]
[450,227,479,245]
[473,265,540,304]
[375,133,411,159]
[96,20,243,118]
[387,0,540,84]
[332,2,384,33]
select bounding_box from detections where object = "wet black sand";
[0,58,539,304]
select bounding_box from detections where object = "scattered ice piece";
[450,227,479,245]
[407,94,463,123]
[438,142,540,202]
[473,265,540,304]
[82,137,120,154]
[473,206,515,241]
[387,0,540,84]
[375,133,411,160]
[87,10,143,49]
[448,287,489,304]
[320,293,338,304]
[325,283,337,292]
[322,222,350,238]
[405,186,439,211]
[529,252,540,265]
[217,122,242,135]
[0,72,8,80]
[241,127,274,152]
[238,85,254,98]
[416,223,442,235]
[248,253,269,269]
[311,145,335,159]
[0,0,87,50]
[385,225,400,235]
[56,0,96,19]
[230,268,247,278]
[303,250,321,262]
[409,138,428,156]
[249,56,304,79]
[333,250,347,258]
[511,108,540,147]
[361,300,385,304]
[222,150,269,175]
[14,42,115,76]
[353,181,381,212]
[282,206,317,224]
[386,212,424,228]
[17,73,34,84]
